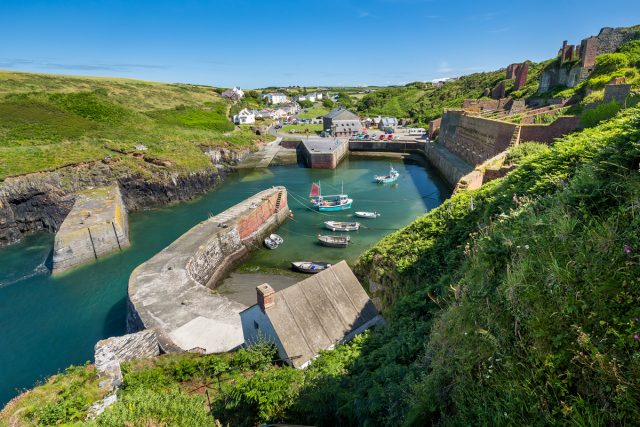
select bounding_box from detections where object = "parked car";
[387,134,393,140]
[363,134,370,140]
[379,135,385,140]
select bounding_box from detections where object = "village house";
[262,92,288,104]
[240,261,383,368]
[379,117,399,132]
[296,92,324,103]
[221,86,244,101]
[233,108,255,125]
[323,107,362,138]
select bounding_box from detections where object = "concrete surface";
[52,185,129,274]
[127,187,290,354]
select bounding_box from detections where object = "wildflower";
[524,244,529,250]
[624,244,632,254]
[634,332,639,340]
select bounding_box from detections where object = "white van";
[408,128,426,136]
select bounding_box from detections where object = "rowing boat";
[317,234,351,248]
[374,166,400,184]
[291,261,331,274]
[355,211,380,218]
[324,221,360,231]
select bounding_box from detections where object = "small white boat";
[355,211,380,219]
[317,234,351,248]
[374,166,400,184]
[269,234,284,245]
[264,237,279,249]
[324,221,360,232]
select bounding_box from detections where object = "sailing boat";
[374,165,400,184]
[309,181,353,212]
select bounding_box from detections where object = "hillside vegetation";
[4,106,639,426]
[355,61,547,124]
[0,71,264,180]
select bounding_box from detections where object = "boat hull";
[355,211,379,218]
[317,235,350,248]
[324,221,360,231]
[291,261,331,274]
[318,201,353,212]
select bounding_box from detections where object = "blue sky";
[1,0,638,88]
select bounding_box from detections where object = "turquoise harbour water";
[0,156,449,406]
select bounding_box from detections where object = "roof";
[380,117,398,126]
[324,107,359,121]
[261,261,380,368]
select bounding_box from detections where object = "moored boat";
[291,261,331,274]
[374,166,400,184]
[317,234,351,248]
[264,236,279,249]
[269,234,284,245]
[355,211,380,218]
[310,181,353,212]
[324,221,360,231]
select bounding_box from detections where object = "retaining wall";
[301,139,349,168]
[519,116,580,145]
[439,110,518,166]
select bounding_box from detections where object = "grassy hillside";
[0,71,265,180]
[355,62,547,124]
[4,107,639,427]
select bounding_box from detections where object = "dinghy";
[317,234,351,248]
[355,211,380,219]
[291,261,331,274]
[324,221,360,232]
[264,236,279,249]
[269,234,284,245]
[374,166,400,184]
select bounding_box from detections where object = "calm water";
[0,156,449,406]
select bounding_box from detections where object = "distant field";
[297,105,329,119]
[280,123,323,134]
[0,71,265,179]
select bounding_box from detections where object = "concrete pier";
[127,186,290,354]
[300,138,349,168]
[52,185,129,274]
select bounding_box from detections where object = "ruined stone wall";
[595,26,640,55]
[439,110,518,166]
[604,84,632,105]
[519,116,580,144]
[428,118,441,139]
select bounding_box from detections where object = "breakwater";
[52,186,130,274]
[127,187,290,354]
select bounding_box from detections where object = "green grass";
[297,105,329,119]
[280,123,323,134]
[0,71,263,180]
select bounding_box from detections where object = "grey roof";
[324,107,359,120]
[264,261,379,368]
[380,117,398,126]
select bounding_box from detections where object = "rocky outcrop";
[0,147,252,247]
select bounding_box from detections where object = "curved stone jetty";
[127,186,289,354]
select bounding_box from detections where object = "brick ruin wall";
[519,116,580,145]
[237,191,284,240]
[428,117,442,139]
[439,110,518,166]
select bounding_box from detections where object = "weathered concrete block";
[52,185,129,273]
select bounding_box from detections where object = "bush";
[594,53,630,76]
[580,101,621,127]
[619,39,640,66]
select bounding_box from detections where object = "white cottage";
[233,108,255,125]
[240,261,383,368]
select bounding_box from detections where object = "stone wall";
[52,186,130,274]
[604,83,632,105]
[439,110,518,166]
[519,116,580,144]
[301,139,348,169]
[127,187,290,354]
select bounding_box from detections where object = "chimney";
[257,284,275,311]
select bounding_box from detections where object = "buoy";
[289,212,294,219]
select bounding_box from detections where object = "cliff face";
[0,147,250,247]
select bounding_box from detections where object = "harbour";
[0,155,449,406]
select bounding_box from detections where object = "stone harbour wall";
[127,187,290,354]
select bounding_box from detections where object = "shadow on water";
[103,297,128,337]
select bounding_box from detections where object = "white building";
[262,92,288,104]
[233,108,255,125]
[296,92,324,103]
[222,86,244,100]
[240,261,383,368]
